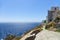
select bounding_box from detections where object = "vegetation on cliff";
[4,34,16,40]
[4,15,60,40]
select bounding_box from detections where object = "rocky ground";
[35,30,60,40]
[20,26,60,40]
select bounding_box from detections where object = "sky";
[0,0,60,22]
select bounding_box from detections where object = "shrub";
[4,34,16,40]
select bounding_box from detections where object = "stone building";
[47,7,60,22]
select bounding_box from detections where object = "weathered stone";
[47,7,60,22]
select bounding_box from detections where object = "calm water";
[0,22,40,39]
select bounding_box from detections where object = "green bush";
[4,34,16,40]
[55,29,60,32]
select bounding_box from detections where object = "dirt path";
[20,26,60,40]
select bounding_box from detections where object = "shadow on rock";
[25,35,36,40]
[31,30,40,35]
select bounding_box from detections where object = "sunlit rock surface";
[35,30,60,40]
[20,26,60,40]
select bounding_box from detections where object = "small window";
[49,19,52,22]
[55,8,56,10]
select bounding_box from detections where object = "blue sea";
[0,22,40,39]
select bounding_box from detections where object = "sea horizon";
[0,22,40,39]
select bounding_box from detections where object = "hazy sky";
[0,0,60,22]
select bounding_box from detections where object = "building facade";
[47,7,60,22]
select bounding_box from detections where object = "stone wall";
[47,7,60,22]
